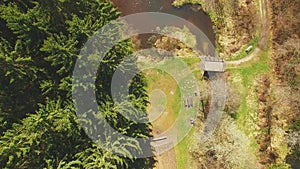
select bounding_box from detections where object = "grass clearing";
[227,48,270,154]
[229,50,269,129]
[173,57,203,169]
[144,68,181,133]
[175,126,196,169]
[144,56,203,169]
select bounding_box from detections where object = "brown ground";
[151,135,178,169]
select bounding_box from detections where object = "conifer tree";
[0,0,154,168]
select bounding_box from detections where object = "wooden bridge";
[200,56,226,72]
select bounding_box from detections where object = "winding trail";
[226,0,269,66]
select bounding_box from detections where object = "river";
[111,0,215,55]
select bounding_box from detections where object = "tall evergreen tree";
[0,0,155,168]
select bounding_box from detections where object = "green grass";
[144,68,181,131]
[227,48,270,158]
[175,57,202,169]
[175,127,196,169]
[181,57,201,67]
[228,49,269,132]
[232,53,268,86]
[144,56,203,169]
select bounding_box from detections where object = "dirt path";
[151,135,177,169]
[226,0,269,66]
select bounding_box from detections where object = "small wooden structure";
[184,97,193,108]
[152,136,167,142]
[200,56,226,72]
[201,56,226,80]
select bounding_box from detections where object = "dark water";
[111,0,215,54]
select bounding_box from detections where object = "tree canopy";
[0,0,154,168]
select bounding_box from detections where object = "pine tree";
[0,0,121,123]
[0,0,155,168]
[0,99,85,168]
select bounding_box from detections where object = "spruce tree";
[0,0,155,168]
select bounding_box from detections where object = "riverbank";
[173,0,259,59]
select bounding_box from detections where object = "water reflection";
[111,0,215,55]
